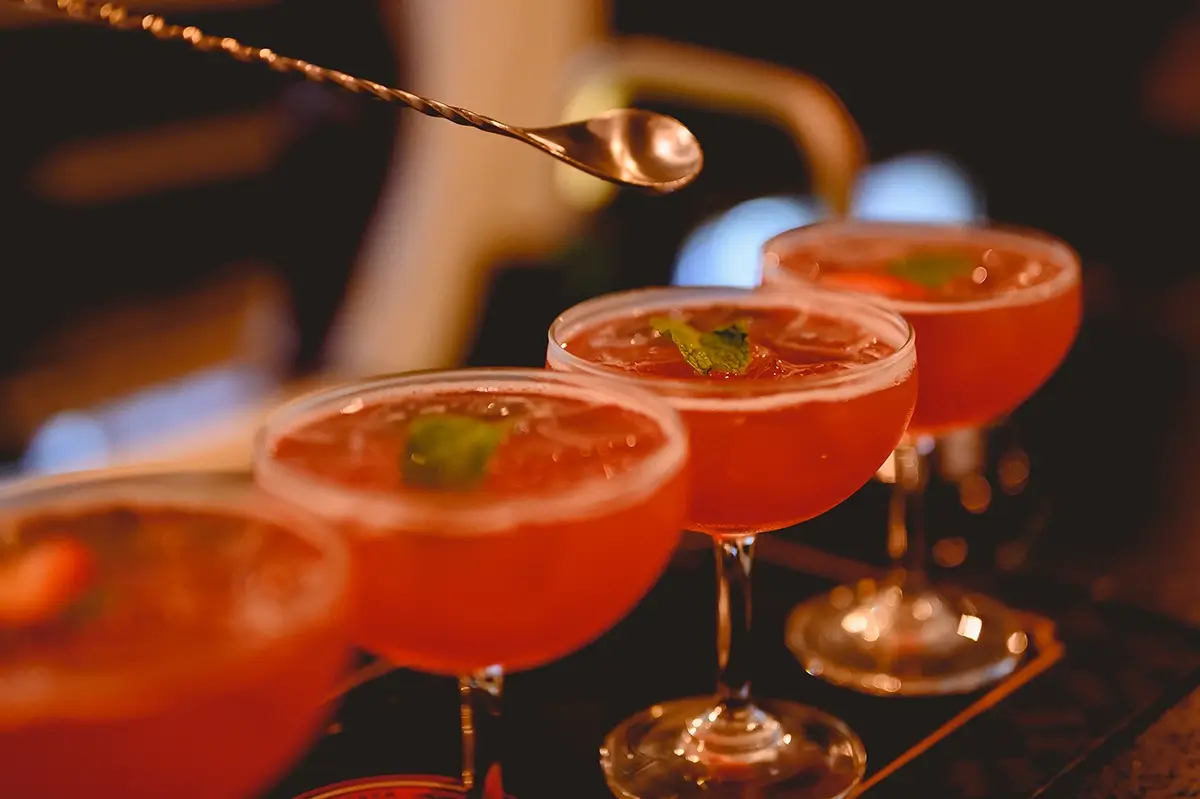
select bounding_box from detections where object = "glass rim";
[0,469,350,708]
[761,220,1082,314]
[253,367,690,533]
[545,285,917,407]
[0,470,349,612]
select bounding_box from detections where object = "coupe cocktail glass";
[548,286,917,799]
[255,368,690,797]
[762,221,1082,696]
[0,471,350,799]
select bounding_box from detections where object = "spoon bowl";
[527,109,703,193]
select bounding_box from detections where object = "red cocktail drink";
[763,222,1081,435]
[763,222,1082,697]
[259,372,687,675]
[548,286,917,799]
[255,369,689,795]
[558,301,916,535]
[0,472,350,799]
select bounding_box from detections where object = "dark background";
[1,2,1199,795]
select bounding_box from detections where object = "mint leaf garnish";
[402,413,513,490]
[651,317,751,376]
[888,253,976,288]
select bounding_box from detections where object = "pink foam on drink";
[570,304,896,382]
[270,390,668,498]
[764,223,1079,311]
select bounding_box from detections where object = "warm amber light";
[958,473,993,514]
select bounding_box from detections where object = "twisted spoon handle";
[12,0,524,139]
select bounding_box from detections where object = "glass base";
[600,697,865,799]
[283,774,516,799]
[785,583,1025,696]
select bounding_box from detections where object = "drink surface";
[560,303,897,383]
[763,224,1082,434]
[0,494,346,799]
[775,237,1069,305]
[270,388,670,506]
[260,378,687,675]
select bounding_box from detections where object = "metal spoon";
[13,0,704,193]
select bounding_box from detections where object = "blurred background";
[1,0,1199,607]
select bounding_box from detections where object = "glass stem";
[887,437,930,593]
[714,535,756,711]
[459,665,504,799]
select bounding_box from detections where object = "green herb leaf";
[402,413,514,490]
[651,317,752,376]
[887,253,976,288]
